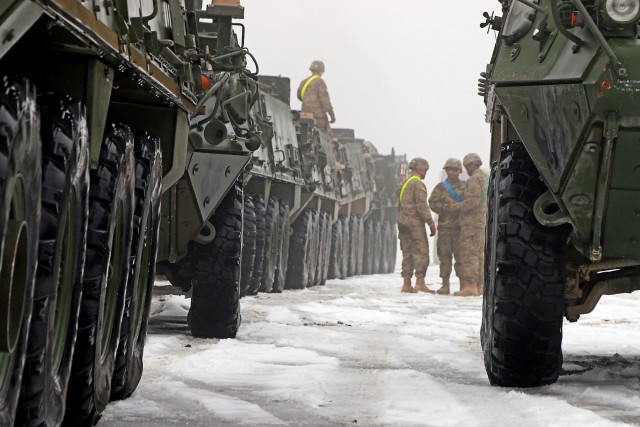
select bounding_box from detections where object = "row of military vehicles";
[480,0,640,388]
[0,0,405,425]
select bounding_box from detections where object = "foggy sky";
[240,0,500,189]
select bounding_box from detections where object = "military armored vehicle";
[240,75,404,297]
[0,0,260,424]
[480,0,640,388]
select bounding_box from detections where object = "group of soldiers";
[397,155,487,297]
[296,60,487,296]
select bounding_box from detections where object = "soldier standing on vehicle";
[448,153,487,296]
[297,60,336,133]
[397,157,437,293]
[428,158,466,295]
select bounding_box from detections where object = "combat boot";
[436,277,450,295]
[454,282,479,297]
[401,277,417,293]
[414,277,435,293]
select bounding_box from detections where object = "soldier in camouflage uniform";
[449,153,487,296]
[397,157,437,293]
[428,158,466,295]
[297,60,336,132]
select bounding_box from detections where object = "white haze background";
[241,0,499,190]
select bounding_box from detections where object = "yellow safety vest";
[399,176,420,203]
[300,75,320,100]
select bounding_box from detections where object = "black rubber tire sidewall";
[0,77,41,426]
[17,94,90,426]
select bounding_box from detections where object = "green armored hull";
[481,0,640,388]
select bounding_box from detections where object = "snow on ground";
[101,267,640,427]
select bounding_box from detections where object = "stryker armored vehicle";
[237,75,405,297]
[479,0,640,388]
[0,0,260,424]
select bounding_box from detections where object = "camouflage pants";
[436,228,461,279]
[459,228,485,285]
[398,224,430,278]
[314,115,334,138]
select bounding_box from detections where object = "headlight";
[604,0,640,24]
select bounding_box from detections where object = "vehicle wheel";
[481,141,568,387]
[65,122,135,426]
[354,215,364,276]
[340,216,350,278]
[259,197,279,293]
[247,193,265,296]
[285,208,314,289]
[388,223,398,273]
[318,212,332,286]
[17,95,90,426]
[0,77,41,426]
[379,221,393,274]
[271,200,290,293]
[362,219,374,274]
[347,215,358,277]
[328,218,343,280]
[239,194,257,298]
[308,209,320,287]
[110,132,162,401]
[188,180,242,339]
[371,220,382,274]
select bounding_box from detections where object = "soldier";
[397,157,437,293]
[428,158,466,295]
[448,153,487,296]
[297,60,336,132]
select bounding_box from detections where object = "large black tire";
[371,220,382,274]
[340,216,350,278]
[188,180,242,339]
[17,95,90,426]
[328,218,343,280]
[247,193,266,296]
[379,221,393,274]
[481,141,568,388]
[354,215,365,276]
[285,208,314,289]
[318,212,332,286]
[347,215,358,277]
[308,209,321,287]
[259,197,279,293]
[362,219,374,274]
[110,132,162,401]
[239,194,257,298]
[65,123,135,426]
[0,78,41,425]
[271,200,290,293]
[388,223,398,273]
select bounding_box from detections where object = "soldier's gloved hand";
[429,223,436,237]
[329,111,336,124]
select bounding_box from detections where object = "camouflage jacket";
[297,75,334,121]
[428,179,466,230]
[452,169,488,236]
[397,176,435,228]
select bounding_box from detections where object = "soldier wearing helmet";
[448,153,487,296]
[396,157,437,293]
[297,60,336,133]
[428,158,466,295]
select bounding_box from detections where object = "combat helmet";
[463,153,482,167]
[309,60,325,74]
[409,157,429,172]
[443,158,462,171]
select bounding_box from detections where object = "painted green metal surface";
[486,0,640,261]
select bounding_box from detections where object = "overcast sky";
[240,0,500,189]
